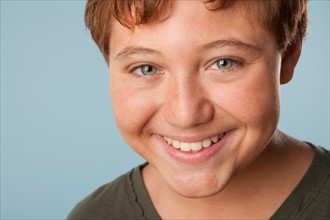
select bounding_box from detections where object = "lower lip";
[156,130,233,164]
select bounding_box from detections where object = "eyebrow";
[114,39,261,60]
[201,39,261,52]
[115,47,160,60]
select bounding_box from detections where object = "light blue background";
[1,1,329,219]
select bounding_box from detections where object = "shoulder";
[272,145,330,220]
[298,146,330,219]
[67,168,138,219]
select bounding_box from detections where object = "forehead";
[109,1,275,59]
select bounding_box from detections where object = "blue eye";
[210,59,235,70]
[133,65,158,76]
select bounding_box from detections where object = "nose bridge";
[163,72,214,128]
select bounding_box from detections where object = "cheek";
[239,83,279,126]
[110,75,157,138]
[221,69,280,130]
[215,68,280,169]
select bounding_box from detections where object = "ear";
[280,36,302,84]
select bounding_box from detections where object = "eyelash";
[208,58,241,72]
[128,58,242,77]
[129,64,162,78]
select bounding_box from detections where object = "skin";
[109,1,315,219]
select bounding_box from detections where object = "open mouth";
[163,132,225,153]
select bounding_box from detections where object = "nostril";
[163,97,214,128]
[162,75,214,128]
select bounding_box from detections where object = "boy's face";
[109,1,284,197]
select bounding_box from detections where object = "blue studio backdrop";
[1,1,329,219]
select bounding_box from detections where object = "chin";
[166,171,230,198]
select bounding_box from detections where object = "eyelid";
[208,57,243,71]
[129,63,163,77]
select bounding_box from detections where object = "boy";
[68,0,329,219]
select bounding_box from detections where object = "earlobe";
[280,36,302,84]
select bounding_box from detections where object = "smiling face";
[109,1,283,197]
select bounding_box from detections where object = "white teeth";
[164,133,224,152]
[180,143,191,152]
[202,139,211,148]
[191,142,202,151]
[172,140,180,149]
[165,136,172,145]
[211,136,219,143]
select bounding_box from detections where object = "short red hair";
[84,0,308,63]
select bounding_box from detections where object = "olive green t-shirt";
[67,146,329,220]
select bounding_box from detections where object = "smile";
[163,133,225,152]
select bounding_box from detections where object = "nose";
[162,74,214,128]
